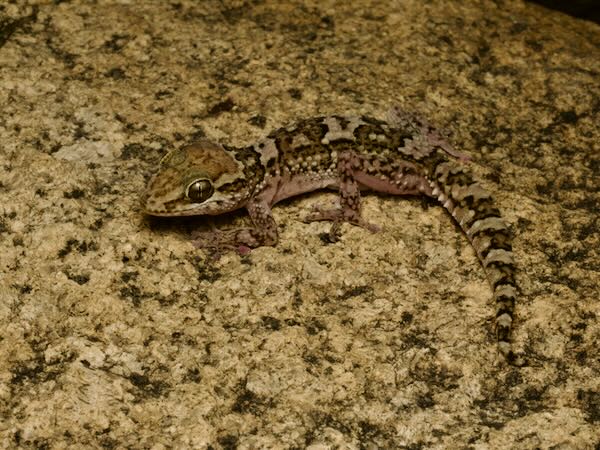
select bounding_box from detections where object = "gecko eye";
[185,179,214,203]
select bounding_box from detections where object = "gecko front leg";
[192,196,278,251]
[303,151,380,241]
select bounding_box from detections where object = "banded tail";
[430,161,523,365]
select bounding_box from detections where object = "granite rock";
[0,1,598,448]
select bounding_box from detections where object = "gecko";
[143,107,523,365]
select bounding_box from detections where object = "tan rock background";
[1,1,598,448]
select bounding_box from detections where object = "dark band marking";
[495,295,515,317]
[487,261,517,288]
[478,230,513,259]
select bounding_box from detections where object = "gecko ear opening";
[185,179,214,203]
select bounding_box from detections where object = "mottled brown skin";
[144,108,523,365]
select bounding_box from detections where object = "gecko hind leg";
[303,151,380,241]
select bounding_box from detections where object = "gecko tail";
[429,160,525,365]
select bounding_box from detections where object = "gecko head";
[143,140,253,216]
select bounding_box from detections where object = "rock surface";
[1,1,598,448]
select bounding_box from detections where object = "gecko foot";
[192,229,266,255]
[191,225,277,252]
[192,230,240,251]
[303,205,381,241]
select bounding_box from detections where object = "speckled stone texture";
[0,1,598,448]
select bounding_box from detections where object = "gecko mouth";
[144,197,242,217]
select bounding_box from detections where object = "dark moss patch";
[340,285,372,300]
[63,188,85,199]
[261,315,281,330]
[0,7,37,49]
[248,114,267,128]
[58,239,98,258]
[128,372,171,398]
[207,98,235,116]
[578,389,600,423]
